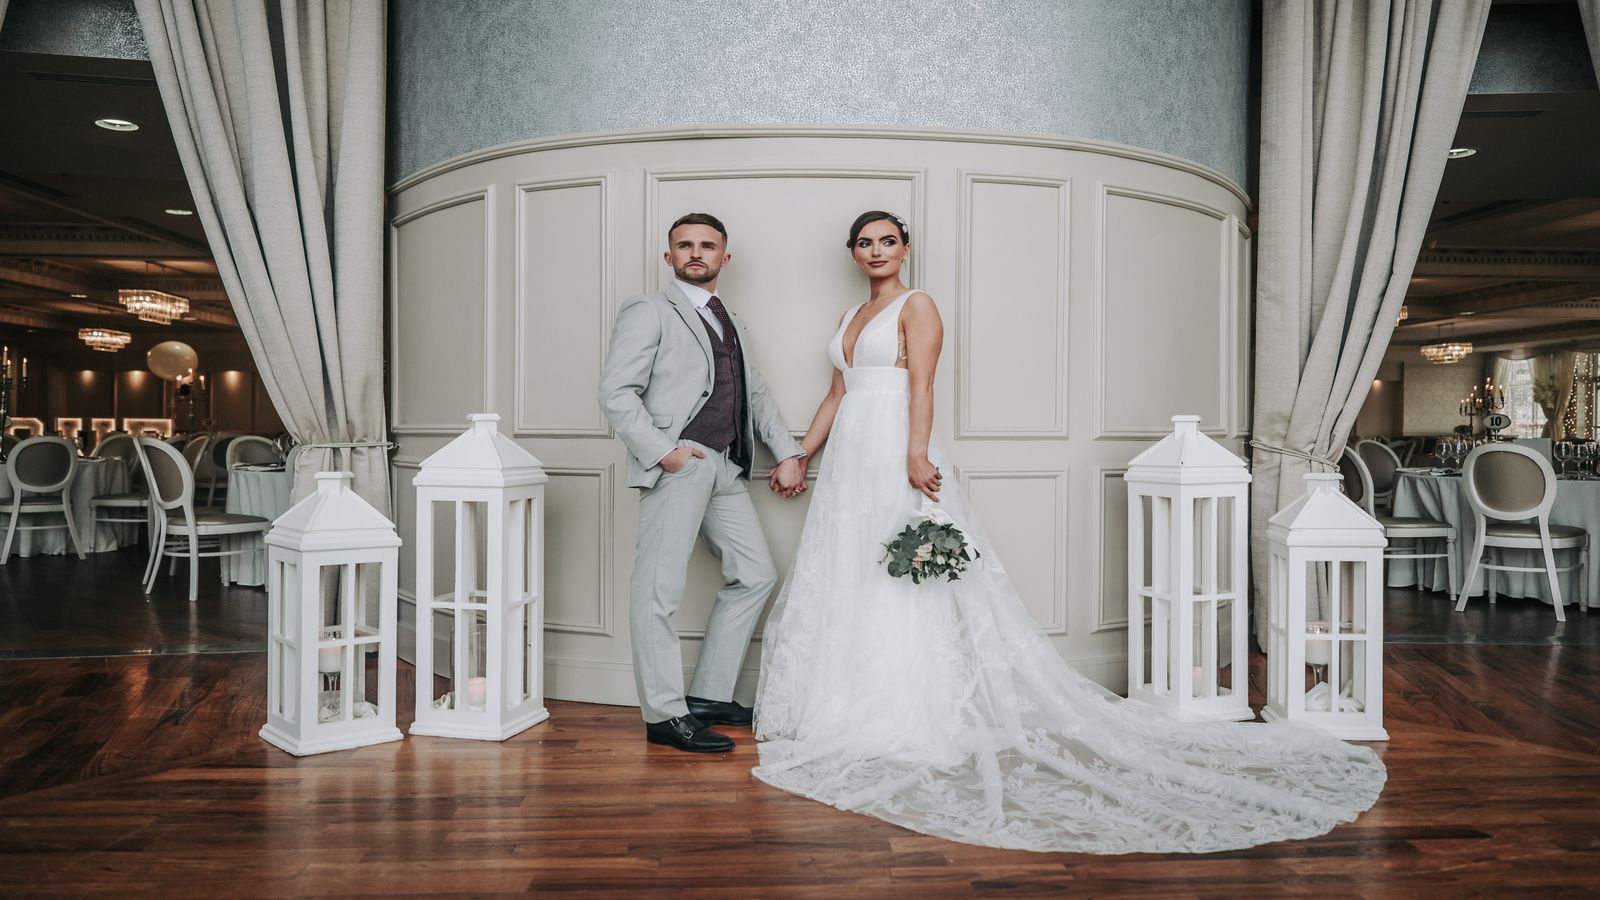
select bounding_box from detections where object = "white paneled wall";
[388,126,1251,703]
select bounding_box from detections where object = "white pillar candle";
[466,676,488,710]
[1305,623,1332,667]
[318,645,342,674]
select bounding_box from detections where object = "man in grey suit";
[598,212,808,753]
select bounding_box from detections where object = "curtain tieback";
[1246,440,1339,472]
[300,440,396,451]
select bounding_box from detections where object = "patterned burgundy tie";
[706,295,737,353]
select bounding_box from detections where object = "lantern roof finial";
[1266,472,1385,546]
[414,413,547,488]
[1124,415,1250,486]
[267,470,401,551]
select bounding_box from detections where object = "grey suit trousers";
[632,439,777,723]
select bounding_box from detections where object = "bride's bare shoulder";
[902,291,940,323]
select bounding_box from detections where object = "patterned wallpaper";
[387,0,1252,184]
[1402,355,1482,437]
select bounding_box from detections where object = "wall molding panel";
[388,129,1250,704]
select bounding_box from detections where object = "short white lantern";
[1263,472,1389,740]
[260,471,403,756]
[1123,415,1252,721]
[411,413,549,740]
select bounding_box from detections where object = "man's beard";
[674,264,717,284]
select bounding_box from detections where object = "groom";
[598,212,807,753]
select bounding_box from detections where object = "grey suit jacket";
[598,282,803,490]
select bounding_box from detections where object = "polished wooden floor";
[3,549,1599,895]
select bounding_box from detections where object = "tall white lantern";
[411,413,549,741]
[1123,415,1252,721]
[260,471,403,756]
[1263,472,1389,741]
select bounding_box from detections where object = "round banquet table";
[1389,470,1598,609]
[0,457,131,557]
[222,466,292,586]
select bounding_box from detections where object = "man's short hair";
[668,212,728,244]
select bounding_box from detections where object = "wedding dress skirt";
[753,317,1385,854]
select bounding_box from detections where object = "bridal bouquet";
[882,504,979,584]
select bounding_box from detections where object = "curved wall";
[388,0,1252,184]
[388,127,1252,704]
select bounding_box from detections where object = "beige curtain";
[0,2,10,33]
[134,0,390,513]
[1251,0,1490,644]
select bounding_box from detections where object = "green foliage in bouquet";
[882,518,980,584]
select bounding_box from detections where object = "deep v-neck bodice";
[829,290,915,370]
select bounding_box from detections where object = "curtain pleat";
[134,0,389,513]
[1251,0,1490,644]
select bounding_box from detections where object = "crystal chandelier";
[1420,340,1472,364]
[118,288,189,324]
[78,327,132,352]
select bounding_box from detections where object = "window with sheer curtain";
[1504,359,1548,438]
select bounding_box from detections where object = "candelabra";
[1458,376,1505,436]
[175,369,210,435]
[0,344,28,462]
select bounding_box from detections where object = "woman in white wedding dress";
[751,210,1386,854]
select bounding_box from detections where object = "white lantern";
[260,471,403,756]
[411,413,549,740]
[1123,415,1252,721]
[1263,472,1389,740]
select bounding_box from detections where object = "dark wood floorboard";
[0,645,1596,897]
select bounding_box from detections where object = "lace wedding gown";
[752,290,1386,854]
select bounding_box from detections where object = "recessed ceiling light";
[70,293,87,299]
[164,208,194,216]
[1460,311,1476,316]
[1447,147,1477,159]
[94,118,139,132]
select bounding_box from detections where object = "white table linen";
[222,466,292,586]
[1389,471,1598,608]
[0,457,129,557]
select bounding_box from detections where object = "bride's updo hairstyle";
[846,210,910,248]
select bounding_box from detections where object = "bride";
[751,210,1386,854]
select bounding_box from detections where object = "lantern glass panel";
[1137,494,1154,590]
[429,500,491,606]
[440,609,490,711]
[320,567,346,633]
[431,611,455,709]
[1216,497,1234,594]
[271,558,300,722]
[1337,640,1368,713]
[1302,561,1335,639]
[1337,560,1368,635]
[361,642,380,710]
[353,562,383,639]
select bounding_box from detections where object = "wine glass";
[1555,440,1574,477]
[1579,443,1597,479]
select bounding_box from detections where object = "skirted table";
[222,465,292,586]
[1389,471,1598,609]
[0,457,130,557]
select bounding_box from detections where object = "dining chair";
[225,435,282,469]
[202,434,240,508]
[0,433,18,458]
[1,436,84,563]
[88,433,152,545]
[136,437,271,603]
[1455,443,1588,622]
[1339,447,1458,600]
[1355,440,1403,514]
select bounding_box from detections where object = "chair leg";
[59,497,86,560]
[187,525,201,604]
[1456,528,1486,612]
[0,503,19,565]
[1542,541,1565,623]
[144,518,165,593]
[1445,535,1459,600]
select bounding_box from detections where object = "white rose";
[915,542,934,561]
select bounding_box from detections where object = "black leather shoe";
[686,695,753,726]
[645,714,734,753]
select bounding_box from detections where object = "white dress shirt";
[674,278,724,341]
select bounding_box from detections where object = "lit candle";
[466,676,488,710]
[1305,623,1332,667]
[318,645,341,674]
[19,357,25,381]
[198,373,206,392]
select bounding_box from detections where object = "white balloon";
[147,341,199,381]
